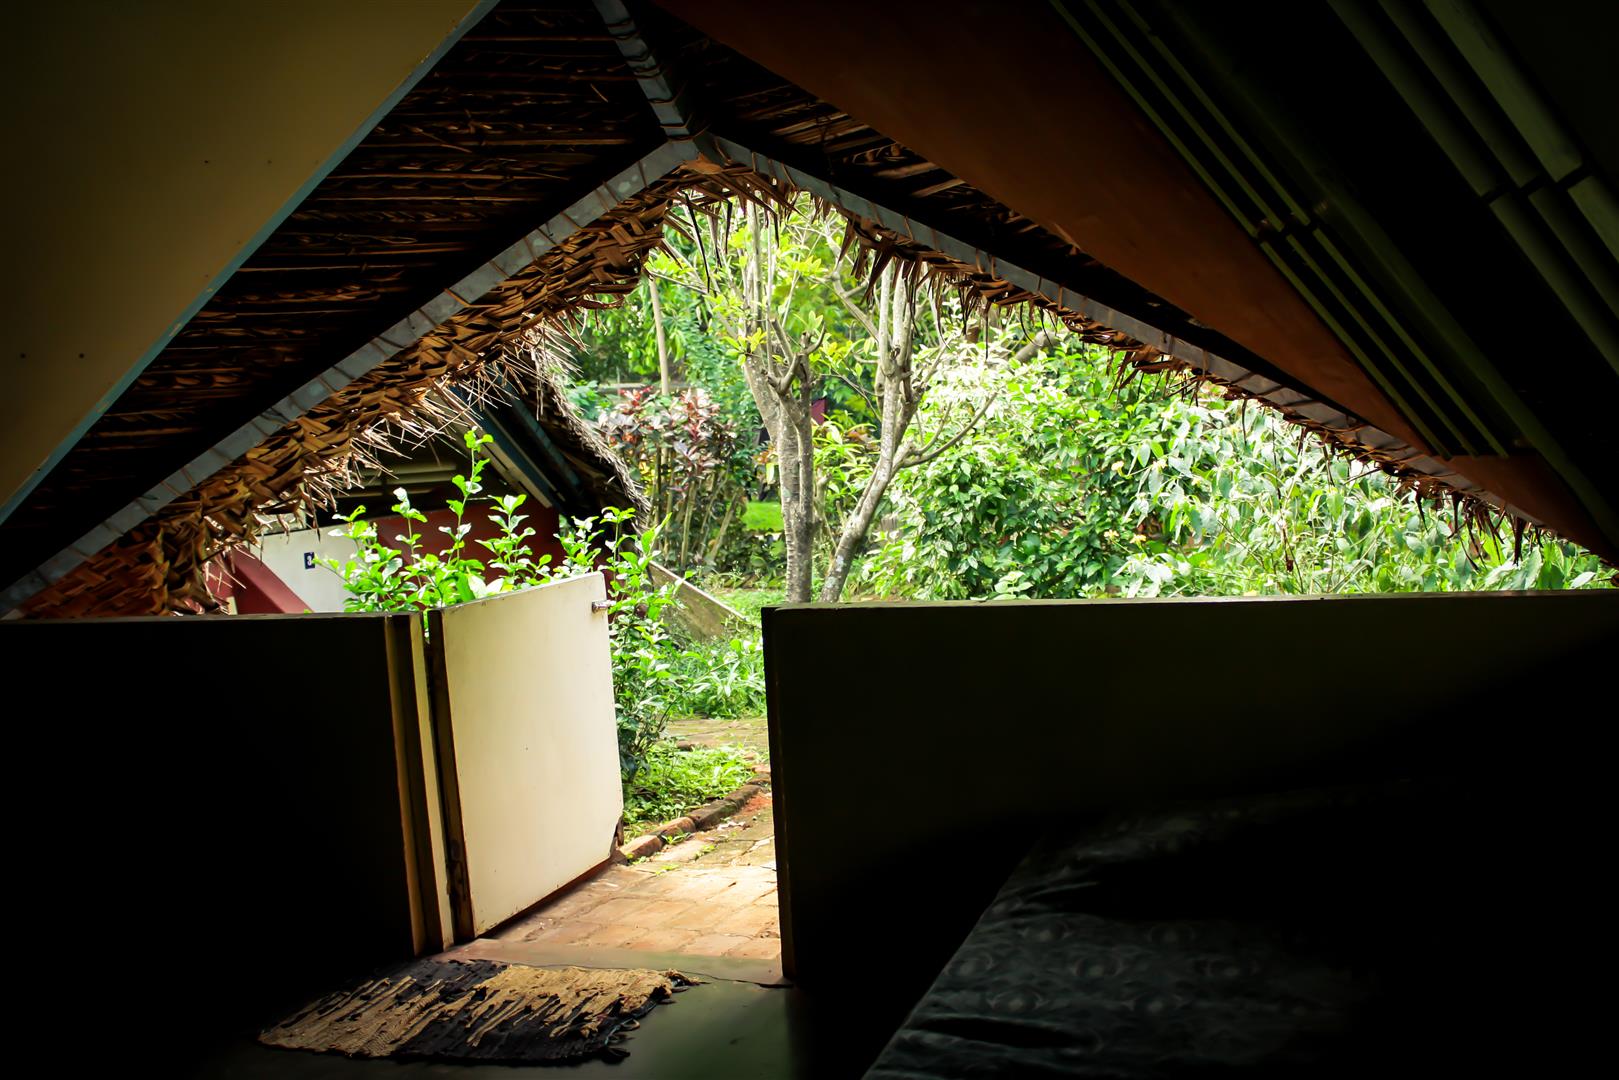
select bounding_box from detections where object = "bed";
[760,593,1617,1077]
[865,778,1556,1077]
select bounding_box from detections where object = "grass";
[622,740,752,836]
[741,499,783,532]
[711,586,786,625]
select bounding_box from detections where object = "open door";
[427,572,622,940]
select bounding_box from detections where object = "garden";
[326,193,1611,839]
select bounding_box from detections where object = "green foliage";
[565,381,614,422]
[598,386,749,574]
[663,636,767,718]
[551,507,679,779]
[569,197,1609,601]
[711,586,787,623]
[323,432,687,778]
[675,309,766,447]
[813,416,878,555]
[571,198,902,586]
[323,430,552,610]
[571,275,691,384]
[621,742,753,835]
[865,345,1611,599]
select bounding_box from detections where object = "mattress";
[865,779,1528,1077]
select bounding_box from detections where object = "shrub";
[552,507,678,779]
[664,636,767,718]
[621,742,753,836]
[598,386,750,573]
[324,431,552,609]
[865,346,1611,599]
[322,431,678,779]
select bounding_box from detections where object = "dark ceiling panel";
[0,0,665,587]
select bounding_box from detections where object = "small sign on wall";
[304,552,316,570]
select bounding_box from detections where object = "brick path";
[666,714,771,761]
[496,789,779,962]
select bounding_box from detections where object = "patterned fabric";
[867,781,1493,1078]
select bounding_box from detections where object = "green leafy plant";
[598,386,748,573]
[323,431,691,778]
[663,636,767,719]
[552,507,680,779]
[863,344,1612,599]
[323,431,550,610]
[621,741,753,836]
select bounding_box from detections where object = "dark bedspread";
[866,779,1559,1078]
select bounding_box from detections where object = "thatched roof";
[5,0,1615,616]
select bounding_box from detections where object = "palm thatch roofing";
[5,0,1617,617]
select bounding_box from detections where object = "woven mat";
[260,958,696,1064]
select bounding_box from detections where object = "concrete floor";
[183,723,908,1077]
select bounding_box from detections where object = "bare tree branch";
[901,385,1003,468]
[830,280,881,340]
[825,371,877,413]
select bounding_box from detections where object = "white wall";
[251,527,359,612]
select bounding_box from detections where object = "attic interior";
[3,1,1616,1076]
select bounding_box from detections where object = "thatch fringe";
[26,179,693,617]
[827,199,1535,555]
[24,159,1553,617]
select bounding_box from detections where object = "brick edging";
[619,765,770,861]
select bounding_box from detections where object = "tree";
[862,341,1613,598]
[816,277,1051,600]
[658,194,1008,602]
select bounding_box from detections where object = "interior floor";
[185,945,896,1079]
[187,973,807,1079]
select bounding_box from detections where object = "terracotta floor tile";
[682,932,751,957]
[575,922,643,948]
[582,897,654,924]
[627,898,694,923]
[724,937,783,960]
[618,926,701,952]
[666,902,734,932]
[712,904,778,938]
[527,919,604,945]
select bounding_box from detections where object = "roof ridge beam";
[593,0,714,156]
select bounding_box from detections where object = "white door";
[429,572,621,939]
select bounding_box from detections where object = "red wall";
[390,503,567,572]
[221,501,568,613]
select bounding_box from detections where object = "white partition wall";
[430,573,622,938]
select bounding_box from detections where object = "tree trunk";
[819,267,910,602]
[816,302,1053,603]
[649,276,672,395]
[733,200,820,602]
[820,451,896,601]
[772,410,808,601]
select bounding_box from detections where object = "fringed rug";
[260,958,697,1064]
